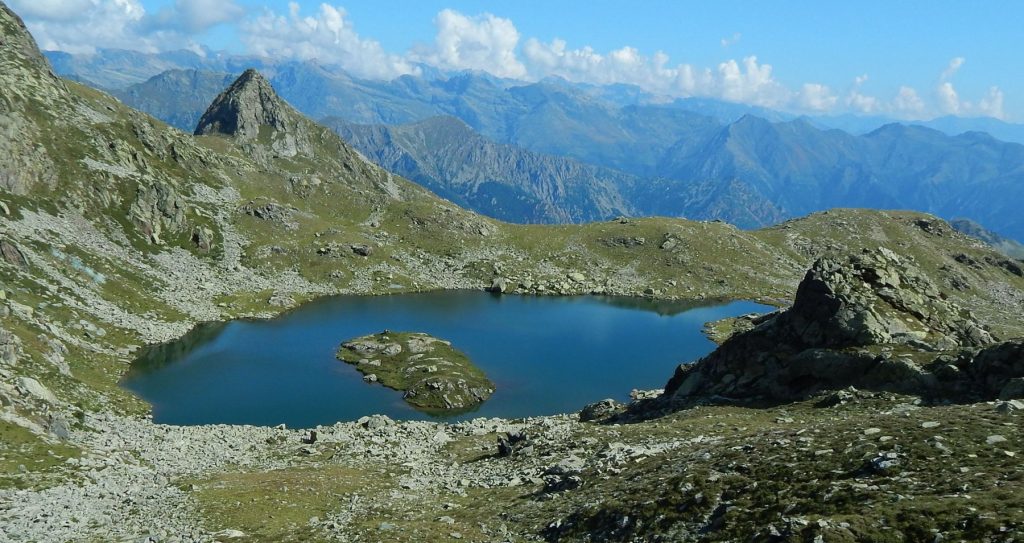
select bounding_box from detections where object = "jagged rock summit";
[663,248,1016,404]
[194,68,313,158]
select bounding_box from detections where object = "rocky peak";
[1,4,56,78]
[0,3,68,98]
[194,69,312,158]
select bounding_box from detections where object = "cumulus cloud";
[892,86,926,116]
[9,0,173,54]
[411,9,526,78]
[845,74,880,113]
[937,81,961,114]
[240,3,418,80]
[9,0,234,54]
[149,0,245,33]
[798,83,838,111]
[523,38,793,107]
[8,0,93,22]
[10,3,1010,120]
[977,86,1005,119]
[930,57,1006,119]
[716,56,790,106]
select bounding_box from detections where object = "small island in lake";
[337,331,495,411]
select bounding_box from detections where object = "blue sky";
[10,0,1019,120]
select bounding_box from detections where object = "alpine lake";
[122,291,771,427]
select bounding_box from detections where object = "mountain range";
[48,50,1024,241]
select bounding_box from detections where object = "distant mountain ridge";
[55,51,1024,240]
[328,116,639,223]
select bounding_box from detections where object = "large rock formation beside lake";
[663,248,1024,404]
[338,332,495,411]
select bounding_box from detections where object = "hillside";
[4,3,1024,541]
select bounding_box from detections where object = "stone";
[0,240,28,269]
[47,415,71,440]
[16,377,57,404]
[921,421,941,429]
[363,373,378,383]
[578,399,622,422]
[497,431,531,457]
[212,529,246,539]
[986,435,1008,445]
[351,244,373,257]
[128,182,188,245]
[869,452,901,473]
[359,414,393,430]
[995,400,1024,414]
[487,277,509,294]
[267,292,295,307]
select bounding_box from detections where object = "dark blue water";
[122,292,770,427]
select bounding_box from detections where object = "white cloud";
[8,0,93,22]
[977,86,1005,119]
[10,3,1010,120]
[937,81,960,114]
[892,86,926,116]
[716,56,789,107]
[798,83,837,111]
[941,56,965,81]
[239,3,418,80]
[523,37,792,107]
[150,0,245,33]
[845,74,879,113]
[411,9,526,79]
[931,58,1006,119]
[9,0,171,54]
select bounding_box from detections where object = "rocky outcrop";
[338,332,495,411]
[194,69,313,159]
[128,181,188,244]
[1,238,28,269]
[664,248,1010,404]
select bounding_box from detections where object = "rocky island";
[338,332,495,411]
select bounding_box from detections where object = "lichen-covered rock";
[578,399,623,422]
[128,181,188,244]
[338,332,495,411]
[663,248,1010,404]
[0,239,28,269]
